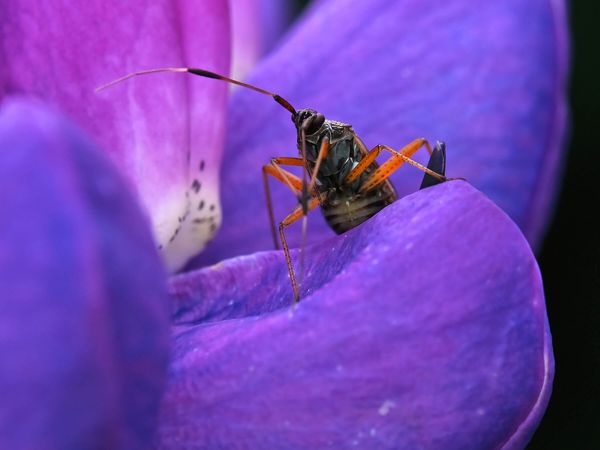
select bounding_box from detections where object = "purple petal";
[162,181,552,449]
[0,0,231,271]
[199,0,569,265]
[231,0,293,80]
[0,98,170,449]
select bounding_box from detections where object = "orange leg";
[262,157,305,249]
[345,138,434,185]
[263,152,325,303]
[355,139,447,193]
[269,156,305,168]
[279,197,321,303]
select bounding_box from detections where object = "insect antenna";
[98,66,312,304]
[95,67,298,117]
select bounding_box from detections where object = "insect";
[97,67,450,303]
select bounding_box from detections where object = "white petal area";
[0,0,231,273]
[156,173,222,273]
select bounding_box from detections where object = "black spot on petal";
[191,179,201,193]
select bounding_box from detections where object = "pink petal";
[0,0,231,271]
[231,0,293,79]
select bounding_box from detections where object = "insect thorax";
[300,120,360,187]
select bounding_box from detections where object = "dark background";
[293,1,599,448]
[529,1,600,449]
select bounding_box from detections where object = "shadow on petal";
[0,98,170,449]
[163,181,552,449]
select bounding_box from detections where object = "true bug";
[97,67,450,303]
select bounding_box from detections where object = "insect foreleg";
[344,144,385,184]
[278,197,321,304]
[262,158,305,249]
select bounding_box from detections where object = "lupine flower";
[0,0,567,449]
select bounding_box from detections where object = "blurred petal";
[0,98,170,449]
[200,0,569,264]
[162,182,552,449]
[231,0,293,79]
[0,0,231,271]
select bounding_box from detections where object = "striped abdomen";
[321,182,397,234]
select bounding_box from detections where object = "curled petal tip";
[163,182,552,449]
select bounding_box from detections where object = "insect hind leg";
[358,139,447,193]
